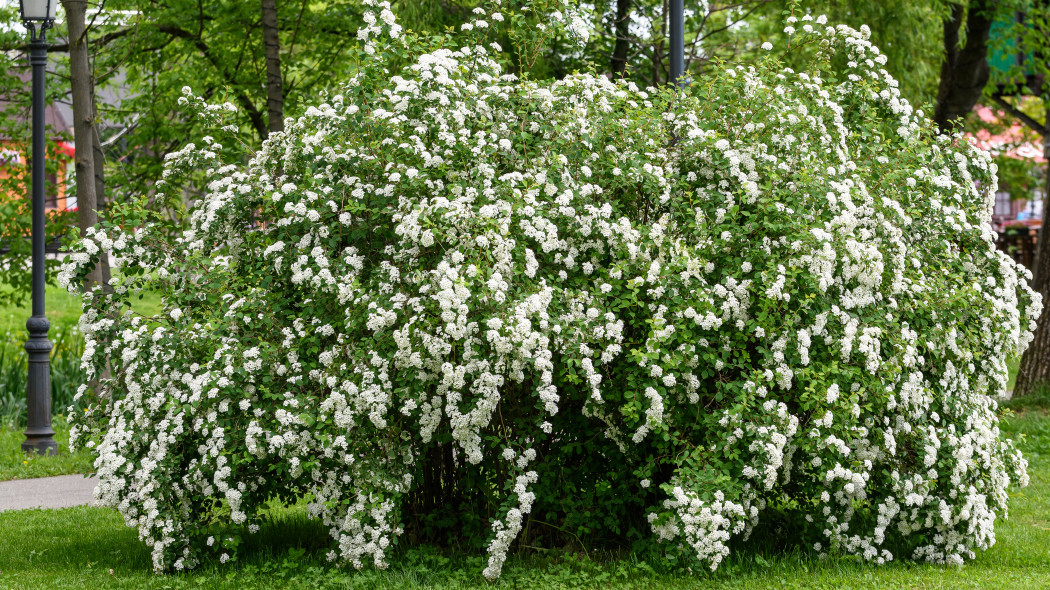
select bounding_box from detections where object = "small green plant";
[0,329,87,429]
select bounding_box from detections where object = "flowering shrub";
[62,1,1038,577]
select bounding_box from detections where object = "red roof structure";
[969,106,1046,164]
[0,71,75,211]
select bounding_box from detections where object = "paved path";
[0,474,99,512]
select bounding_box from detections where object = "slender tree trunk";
[934,0,994,133]
[1008,0,1050,397]
[91,113,111,284]
[61,0,103,288]
[611,0,631,78]
[261,0,284,136]
[651,0,668,87]
[1013,106,1050,397]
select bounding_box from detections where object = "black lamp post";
[669,0,684,86]
[20,0,58,456]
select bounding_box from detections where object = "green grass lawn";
[0,277,164,339]
[0,283,85,341]
[1007,356,1020,392]
[0,401,1048,589]
[0,418,93,481]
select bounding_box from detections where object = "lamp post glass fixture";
[20,0,58,455]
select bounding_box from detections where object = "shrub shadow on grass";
[239,504,332,558]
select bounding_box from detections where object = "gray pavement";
[0,474,99,512]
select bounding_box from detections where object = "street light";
[20,0,58,455]
[669,0,684,87]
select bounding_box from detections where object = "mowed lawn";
[0,283,85,342]
[0,399,1047,589]
[0,278,164,338]
[0,419,93,481]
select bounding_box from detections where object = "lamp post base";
[21,431,58,455]
[23,315,56,455]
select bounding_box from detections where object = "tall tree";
[61,0,105,288]
[985,1,1050,397]
[1005,99,1049,396]
[86,0,363,216]
[261,0,283,136]
[611,0,631,78]
[90,94,111,285]
[934,0,996,132]
[973,0,1049,396]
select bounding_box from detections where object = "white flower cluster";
[62,4,1035,579]
[651,488,753,570]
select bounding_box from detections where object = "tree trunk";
[934,0,994,133]
[651,0,668,87]
[91,110,111,284]
[261,0,284,136]
[611,0,631,78]
[61,0,104,289]
[1012,106,1050,397]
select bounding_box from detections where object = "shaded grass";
[1002,383,1050,413]
[0,404,1048,589]
[1007,355,1019,392]
[0,417,93,481]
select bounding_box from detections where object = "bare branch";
[990,93,1047,136]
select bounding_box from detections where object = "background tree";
[990,1,1049,397]
[82,0,363,218]
[60,0,107,288]
[260,0,283,136]
[934,0,996,132]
